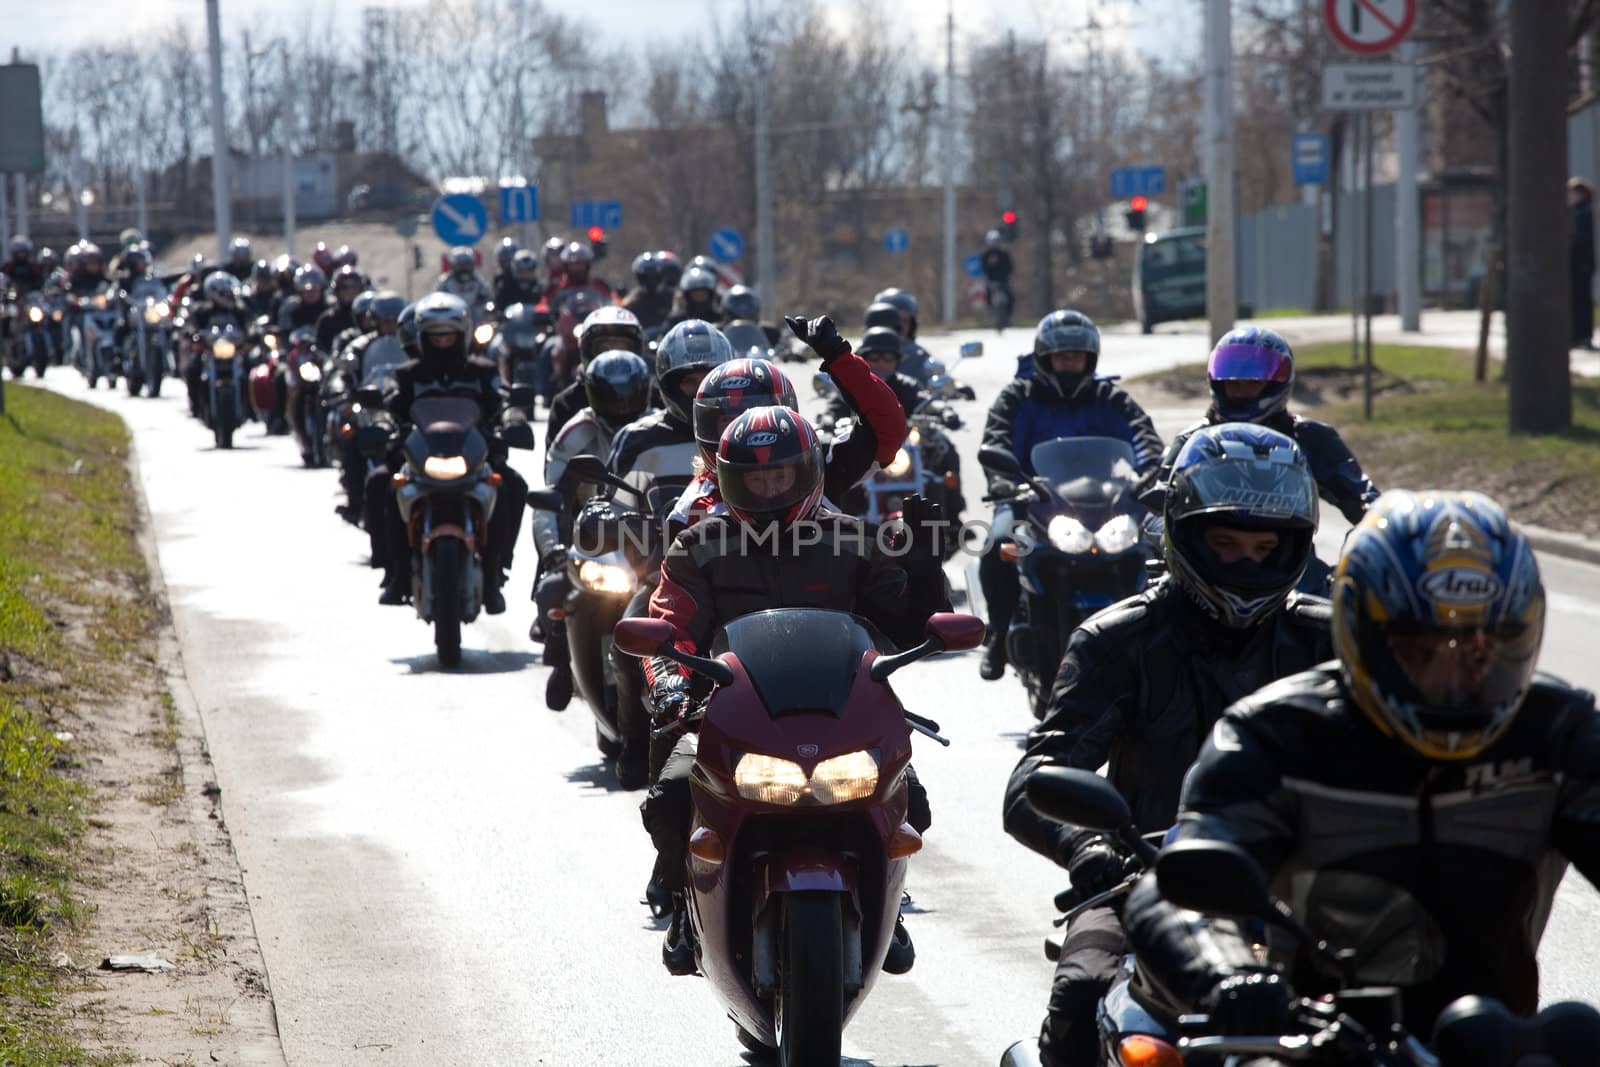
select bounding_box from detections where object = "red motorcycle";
[614,607,984,1065]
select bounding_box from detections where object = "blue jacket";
[980,373,1165,492]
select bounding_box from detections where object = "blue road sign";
[1109,165,1167,199]
[883,227,910,254]
[963,253,984,279]
[431,193,488,246]
[569,199,623,230]
[499,182,539,224]
[709,227,745,263]
[1292,133,1329,186]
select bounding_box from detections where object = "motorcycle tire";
[215,391,236,450]
[125,370,143,397]
[595,726,622,762]
[736,1023,774,1055]
[148,370,162,398]
[32,360,46,379]
[431,538,463,668]
[777,892,844,1067]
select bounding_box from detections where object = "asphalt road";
[30,311,1600,1065]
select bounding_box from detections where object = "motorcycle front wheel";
[430,537,463,668]
[777,892,844,1067]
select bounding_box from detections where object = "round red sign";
[1323,0,1416,56]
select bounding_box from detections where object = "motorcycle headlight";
[265,334,278,350]
[576,559,635,594]
[1046,515,1094,554]
[884,448,912,479]
[1093,514,1140,555]
[422,454,469,480]
[27,306,43,323]
[213,339,237,360]
[907,425,922,447]
[92,294,107,309]
[51,309,63,321]
[733,749,879,805]
[143,305,163,325]
[473,322,495,345]
[299,362,323,383]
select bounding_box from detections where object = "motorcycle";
[203,322,248,450]
[123,279,172,397]
[324,336,409,521]
[8,291,51,379]
[972,438,1149,720]
[283,328,328,467]
[77,284,124,389]
[392,395,500,667]
[613,607,984,1066]
[988,280,1014,334]
[1003,766,1600,1067]
[923,338,982,400]
[246,316,283,430]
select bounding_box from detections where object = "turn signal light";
[943,471,959,489]
[1116,1034,1182,1067]
[999,543,1020,562]
[390,472,407,488]
[688,827,725,864]
[546,607,566,621]
[339,423,355,440]
[887,822,923,859]
[487,471,503,487]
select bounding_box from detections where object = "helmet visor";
[1208,343,1292,383]
[1385,622,1540,721]
[693,390,785,450]
[720,450,822,515]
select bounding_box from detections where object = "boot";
[545,662,573,711]
[979,631,1008,681]
[616,743,648,791]
[662,893,697,976]
[483,583,507,615]
[882,909,916,974]
[378,571,406,606]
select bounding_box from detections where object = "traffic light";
[587,225,608,260]
[1000,210,1018,241]
[1124,195,1148,232]
[1089,234,1113,260]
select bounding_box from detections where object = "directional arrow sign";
[430,193,488,246]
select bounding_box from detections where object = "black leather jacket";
[1003,580,1332,861]
[1124,666,1600,1035]
[385,354,503,429]
[1139,410,1379,525]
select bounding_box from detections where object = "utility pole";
[12,172,25,238]
[0,175,9,245]
[1395,37,1421,332]
[941,2,957,326]
[1203,0,1235,346]
[281,43,295,256]
[205,0,232,262]
[753,36,776,305]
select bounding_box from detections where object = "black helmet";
[656,319,735,421]
[1032,309,1101,398]
[397,301,421,358]
[202,271,242,308]
[722,284,760,321]
[353,289,379,330]
[584,350,653,433]
[295,264,327,295]
[632,251,663,292]
[679,265,718,295]
[863,301,902,334]
[655,250,683,289]
[449,247,476,274]
[496,236,519,268]
[250,258,274,283]
[8,235,32,260]
[874,287,918,338]
[857,326,903,361]
[370,291,407,332]
[578,306,644,364]
[413,291,471,369]
[717,406,825,531]
[692,357,798,469]
[1163,423,1318,629]
[499,302,543,353]
[511,249,539,284]
[228,236,253,264]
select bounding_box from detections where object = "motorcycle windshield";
[713,608,877,717]
[361,338,407,383]
[645,476,693,518]
[1029,437,1138,505]
[411,396,481,433]
[722,322,770,357]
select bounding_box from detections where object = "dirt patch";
[51,451,285,1065]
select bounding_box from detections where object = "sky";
[2,0,1202,73]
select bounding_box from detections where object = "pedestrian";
[1569,176,1595,350]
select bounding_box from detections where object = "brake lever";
[903,709,950,746]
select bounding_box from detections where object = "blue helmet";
[1207,326,1295,423]
[1332,490,1545,761]
[1163,423,1318,628]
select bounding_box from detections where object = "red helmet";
[717,406,824,531]
[311,241,337,272]
[692,358,797,471]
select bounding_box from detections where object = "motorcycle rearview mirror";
[499,420,536,451]
[354,386,384,408]
[1155,840,1281,925]
[978,444,1024,478]
[868,612,985,683]
[565,454,646,499]
[526,488,564,512]
[611,618,735,687]
[1025,766,1134,834]
[507,383,537,409]
[959,340,984,360]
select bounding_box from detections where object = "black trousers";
[641,734,932,892]
[1038,904,1128,1067]
[366,457,526,584]
[1572,268,1594,346]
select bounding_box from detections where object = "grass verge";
[0,383,148,1065]
[1132,341,1600,537]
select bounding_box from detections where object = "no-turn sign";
[1323,0,1416,55]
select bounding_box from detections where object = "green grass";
[0,384,146,1065]
[1250,306,1313,319]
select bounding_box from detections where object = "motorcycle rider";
[1137,327,1379,525]
[621,251,673,334]
[829,325,927,419]
[1122,489,1600,1044]
[655,249,683,290]
[541,236,567,291]
[278,265,329,333]
[976,309,1165,681]
[980,230,1015,327]
[1003,424,1333,1067]
[342,290,407,381]
[244,260,278,318]
[435,247,493,311]
[873,287,932,382]
[542,241,614,316]
[545,305,647,449]
[491,236,518,293]
[537,288,602,407]
[640,403,947,976]
[5,237,45,295]
[315,265,366,352]
[492,301,546,392]
[667,264,720,328]
[224,237,255,281]
[370,292,527,613]
[67,243,109,295]
[183,272,249,411]
[494,249,542,310]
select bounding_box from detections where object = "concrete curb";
[1524,524,1600,569]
